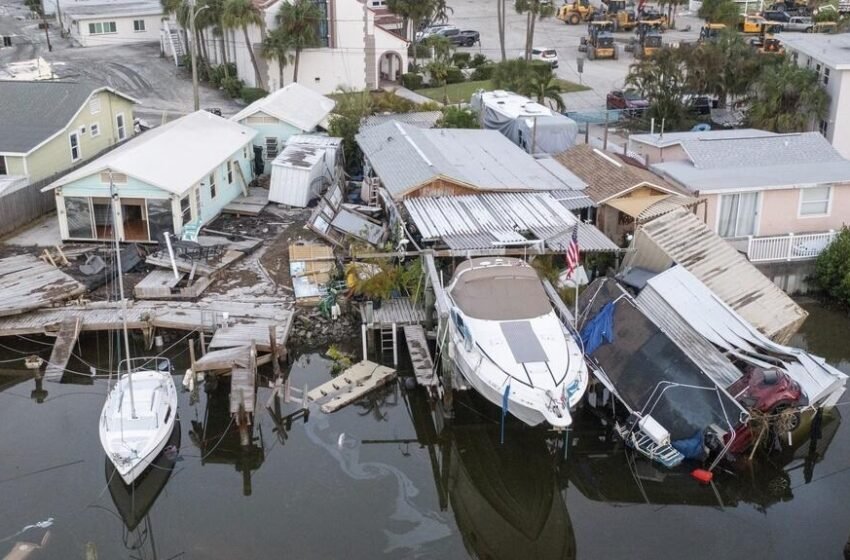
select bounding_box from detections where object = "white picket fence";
[746,231,838,263]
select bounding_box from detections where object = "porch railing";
[746,230,838,263]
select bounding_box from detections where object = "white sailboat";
[445,258,588,429]
[99,176,178,485]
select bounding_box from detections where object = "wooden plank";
[194,345,252,371]
[403,325,437,388]
[320,366,397,413]
[307,360,397,413]
[44,317,82,381]
[134,270,185,299]
[229,366,256,414]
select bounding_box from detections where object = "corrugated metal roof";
[630,129,774,149]
[231,83,335,132]
[61,0,162,18]
[356,121,575,198]
[549,189,595,210]
[626,208,807,342]
[361,112,442,129]
[402,192,618,252]
[285,134,342,148]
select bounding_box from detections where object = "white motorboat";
[98,174,177,486]
[445,258,588,429]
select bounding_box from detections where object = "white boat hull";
[99,370,178,485]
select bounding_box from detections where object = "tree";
[327,89,373,174]
[626,46,689,128]
[698,0,740,26]
[432,0,453,23]
[684,31,758,107]
[161,0,192,57]
[222,0,265,89]
[514,0,555,61]
[425,35,452,103]
[491,59,534,92]
[496,0,507,61]
[262,28,293,90]
[387,0,435,69]
[437,106,479,128]
[277,0,323,83]
[25,0,51,52]
[748,60,829,133]
[526,64,566,112]
[815,227,850,306]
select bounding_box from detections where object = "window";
[800,186,831,217]
[265,137,278,160]
[65,197,94,239]
[718,192,759,238]
[90,123,100,137]
[0,156,6,176]
[88,21,117,34]
[89,97,101,114]
[180,195,192,224]
[227,161,233,184]
[99,171,127,183]
[69,132,81,162]
[243,146,248,159]
[133,19,146,32]
[823,67,830,85]
[209,172,217,199]
[116,113,126,140]
[819,119,829,137]
[312,0,329,47]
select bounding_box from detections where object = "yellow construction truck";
[579,21,619,60]
[633,22,663,58]
[558,0,597,25]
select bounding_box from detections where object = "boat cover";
[450,259,552,321]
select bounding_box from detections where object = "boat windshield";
[450,262,552,321]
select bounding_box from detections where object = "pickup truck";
[441,28,480,47]
[783,16,814,32]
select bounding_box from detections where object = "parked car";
[606,89,649,115]
[440,27,480,47]
[531,47,559,68]
[415,24,454,42]
[783,15,814,31]
[763,10,792,22]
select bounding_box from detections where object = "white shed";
[269,136,341,207]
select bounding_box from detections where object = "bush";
[471,63,495,81]
[208,63,238,87]
[469,53,488,68]
[408,43,431,59]
[436,106,479,129]
[401,72,423,90]
[445,66,465,84]
[241,87,268,104]
[814,227,850,305]
[452,52,471,68]
[221,76,243,98]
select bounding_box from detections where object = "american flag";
[566,224,580,277]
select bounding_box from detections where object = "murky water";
[1,301,848,559]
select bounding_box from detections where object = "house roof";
[781,33,850,70]
[625,207,808,342]
[45,111,257,195]
[362,111,442,130]
[231,83,335,132]
[0,81,136,155]
[650,132,850,192]
[356,121,577,198]
[629,128,774,149]
[61,0,163,20]
[553,144,687,203]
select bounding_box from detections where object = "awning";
[606,194,671,218]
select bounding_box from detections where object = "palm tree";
[262,28,293,90]
[514,0,555,61]
[526,65,566,112]
[748,61,829,133]
[626,46,689,127]
[431,0,453,23]
[222,0,265,89]
[387,0,434,70]
[276,0,322,83]
[425,36,452,103]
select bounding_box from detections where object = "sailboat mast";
[109,171,137,419]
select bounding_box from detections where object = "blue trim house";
[44,111,257,242]
[231,83,335,173]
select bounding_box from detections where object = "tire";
[466,38,474,46]
[805,26,812,32]
[569,13,580,25]
[773,404,802,432]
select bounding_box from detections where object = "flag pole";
[574,265,579,328]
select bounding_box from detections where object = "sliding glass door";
[718,192,759,238]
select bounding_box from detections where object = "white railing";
[746,230,838,263]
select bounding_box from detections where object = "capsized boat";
[100,358,178,485]
[446,257,588,429]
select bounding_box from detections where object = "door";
[121,199,149,241]
[116,113,126,140]
[718,192,759,238]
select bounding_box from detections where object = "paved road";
[448,0,705,110]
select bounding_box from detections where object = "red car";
[726,366,804,454]
[606,89,649,116]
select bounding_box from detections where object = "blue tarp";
[671,430,705,460]
[580,302,616,355]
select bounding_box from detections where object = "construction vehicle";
[738,14,770,34]
[633,22,663,58]
[604,0,640,31]
[639,8,669,29]
[579,21,619,60]
[558,0,597,25]
[698,23,726,41]
[749,23,784,55]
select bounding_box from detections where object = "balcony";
[746,231,839,263]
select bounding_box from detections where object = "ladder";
[379,326,395,355]
[619,425,685,468]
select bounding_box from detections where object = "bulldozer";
[750,23,785,55]
[604,0,640,31]
[558,0,597,25]
[579,21,619,60]
[633,22,663,58]
[738,14,770,34]
[638,7,669,29]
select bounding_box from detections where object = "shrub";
[814,227,850,305]
[408,43,431,59]
[401,72,423,90]
[469,53,488,68]
[452,52,471,68]
[445,66,465,84]
[436,106,479,129]
[241,87,268,104]
[373,90,417,113]
[221,76,243,98]
[208,63,238,87]
[471,63,495,81]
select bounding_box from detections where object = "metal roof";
[781,33,850,70]
[361,111,442,129]
[652,159,850,192]
[61,0,162,19]
[402,192,618,252]
[231,83,335,132]
[356,121,576,198]
[285,134,342,148]
[0,81,135,154]
[624,208,807,342]
[629,129,774,149]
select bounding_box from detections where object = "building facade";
[59,1,163,47]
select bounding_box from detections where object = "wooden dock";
[360,297,428,327]
[44,317,82,381]
[0,254,86,318]
[222,187,269,216]
[307,360,397,413]
[403,325,438,395]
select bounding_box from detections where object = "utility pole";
[189,0,200,111]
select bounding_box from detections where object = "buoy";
[691,468,713,484]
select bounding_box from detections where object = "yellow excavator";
[558,0,597,25]
[633,22,663,58]
[750,23,785,55]
[579,21,619,60]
